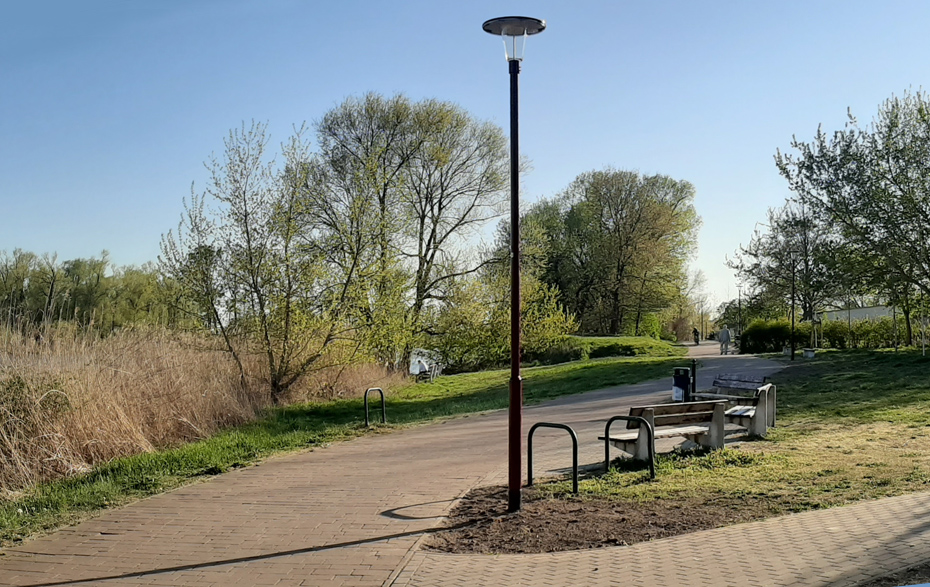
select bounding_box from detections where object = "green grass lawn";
[539,349,930,515]
[567,335,686,360]
[0,352,690,545]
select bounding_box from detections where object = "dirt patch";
[426,484,773,554]
[857,563,930,587]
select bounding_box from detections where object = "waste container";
[672,367,691,402]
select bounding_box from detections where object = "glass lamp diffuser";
[482,16,546,61]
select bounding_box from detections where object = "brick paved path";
[394,489,930,587]
[4,355,920,587]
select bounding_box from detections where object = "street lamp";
[789,251,797,361]
[737,285,742,337]
[483,15,546,513]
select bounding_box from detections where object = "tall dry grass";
[0,325,403,493]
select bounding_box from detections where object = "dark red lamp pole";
[482,16,546,513]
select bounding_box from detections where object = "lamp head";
[482,16,546,61]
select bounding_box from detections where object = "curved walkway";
[0,354,922,586]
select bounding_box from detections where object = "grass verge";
[568,336,686,360]
[539,349,930,515]
[0,354,689,546]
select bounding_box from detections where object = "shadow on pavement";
[16,520,477,587]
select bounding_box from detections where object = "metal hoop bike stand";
[364,387,386,427]
[527,422,579,494]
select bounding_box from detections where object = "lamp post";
[700,301,705,340]
[737,285,742,337]
[790,252,797,361]
[483,15,546,513]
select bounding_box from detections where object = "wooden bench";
[598,400,727,462]
[692,373,776,435]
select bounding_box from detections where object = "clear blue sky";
[3,0,930,308]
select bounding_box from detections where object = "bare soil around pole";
[425,484,774,555]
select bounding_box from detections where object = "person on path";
[692,327,700,345]
[718,324,732,355]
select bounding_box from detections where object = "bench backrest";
[712,374,769,395]
[714,373,767,384]
[627,400,726,429]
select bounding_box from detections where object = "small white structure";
[816,305,894,323]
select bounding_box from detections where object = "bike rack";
[527,422,579,494]
[364,387,386,427]
[603,416,656,479]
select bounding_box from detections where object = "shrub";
[524,337,586,364]
[822,320,850,349]
[739,319,809,354]
[744,316,911,353]
[740,320,790,354]
[572,336,685,360]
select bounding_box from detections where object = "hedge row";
[524,335,685,364]
[740,316,912,354]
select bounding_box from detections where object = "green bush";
[819,316,910,350]
[521,336,685,365]
[739,319,810,354]
[572,336,685,360]
[588,341,635,359]
[743,316,910,353]
[822,320,850,349]
[740,320,788,354]
[524,337,586,364]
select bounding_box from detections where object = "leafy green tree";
[430,270,575,373]
[776,90,930,305]
[309,93,508,366]
[161,123,355,401]
[505,169,699,335]
[730,202,841,324]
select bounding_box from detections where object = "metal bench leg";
[633,408,654,462]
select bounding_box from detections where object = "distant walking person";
[718,324,732,355]
[692,327,700,345]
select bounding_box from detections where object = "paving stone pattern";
[395,489,930,587]
[2,355,915,587]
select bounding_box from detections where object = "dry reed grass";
[0,325,400,493]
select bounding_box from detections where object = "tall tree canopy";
[308,93,509,366]
[161,94,511,396]
[506,169,699,335]
[729,201,841,322]
[776,90,930,300]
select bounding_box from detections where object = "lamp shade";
[482,16,546,61]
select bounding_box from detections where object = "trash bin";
[672,367,691,402]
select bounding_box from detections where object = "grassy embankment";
[0,336,686,545]
[540,349,930,515]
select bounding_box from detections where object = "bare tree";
[161,123,355,401]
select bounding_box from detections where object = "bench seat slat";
[725,406,756,417]
[599,425,746,447]
[693,392,756,402]
[604,424,712,443]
